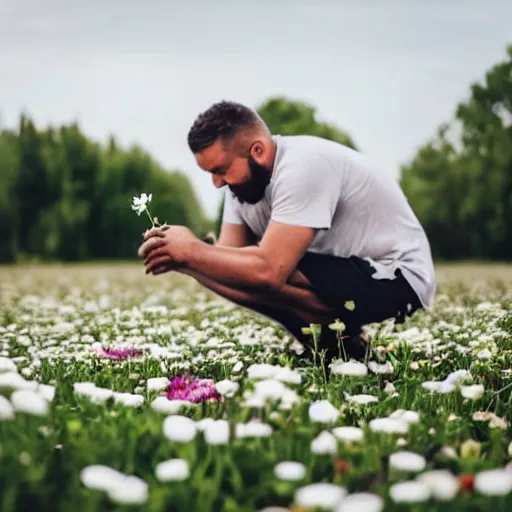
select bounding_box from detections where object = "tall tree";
[0,131,20,261]
[400,44,512,260]
[0,116,212,262]
[257,96,357,149]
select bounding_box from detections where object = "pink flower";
[93,344,143,360]
[166,374,222,403]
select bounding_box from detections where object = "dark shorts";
[296,252,423,336]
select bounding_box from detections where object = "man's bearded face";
[228,154,271,204]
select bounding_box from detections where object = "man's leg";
[179,268,335,322]
[178,268,368,360]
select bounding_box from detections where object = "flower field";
[1,263,511,512]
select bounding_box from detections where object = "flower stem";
[145,208,155,227]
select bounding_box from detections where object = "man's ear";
[250,140,265,161]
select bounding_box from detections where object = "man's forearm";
[178,267,331,315]
[184,240,275,291]
[177,268,256,307]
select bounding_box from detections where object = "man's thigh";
[295,252,423,335]
[259,281,335,316]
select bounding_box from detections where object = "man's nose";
[212,174,225,188]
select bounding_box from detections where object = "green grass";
[0,263,511,512]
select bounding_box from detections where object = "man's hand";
[138,225,199,275]
[138,219,316,290]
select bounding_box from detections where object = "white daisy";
[311,431,338,455]
[475,468,512,496]
[155,459,189,482]
[162,415,197,443]
[389,451,426,472]
[309,400,340,423]
[389,481,431,503]
[295,483,347,510]
[332,426,364,443]
[335,492,384,512]
[331,360,368,377]
[274,461,306,482]
[417,469,459,501]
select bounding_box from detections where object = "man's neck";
[265,136,278,174]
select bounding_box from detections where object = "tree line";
[0,117,213,262]
[1,43,510,262]
[399,44,512,260]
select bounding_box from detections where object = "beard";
[228,155,271,205]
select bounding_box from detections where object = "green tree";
[399,125,471,259]
[400,43,512,260]
[256,96,358,149]
[0,131,20,261]
[14,115,52,256]
[0,115,212,262]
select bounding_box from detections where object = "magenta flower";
[166,374,222,403]
[93,344,143,360]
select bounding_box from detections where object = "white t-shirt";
[222,134,436,309]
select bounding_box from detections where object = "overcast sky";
[1,0,510,217]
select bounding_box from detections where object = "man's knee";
[253,283,335,317]
[286,269,313,289]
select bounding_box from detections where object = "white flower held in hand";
[131,193,160,227]
[131,193,152,216]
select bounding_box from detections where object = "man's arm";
[142,158,338,291]
[176,222,256,293]
[215,222,256,248]
[141,221,316,292]
[151,222,253,275]
[182,222,313,291]
[183,221,316,292]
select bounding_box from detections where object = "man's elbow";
[258,269,286,294]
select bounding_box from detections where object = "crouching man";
[138,101,436,361]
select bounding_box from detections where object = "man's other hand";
[138,225,198,275]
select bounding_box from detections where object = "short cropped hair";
[187,100,264,153]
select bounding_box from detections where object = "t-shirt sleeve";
[221,191,244,225]
[270,162,342,229]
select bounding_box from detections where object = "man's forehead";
[195,140,230,171]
